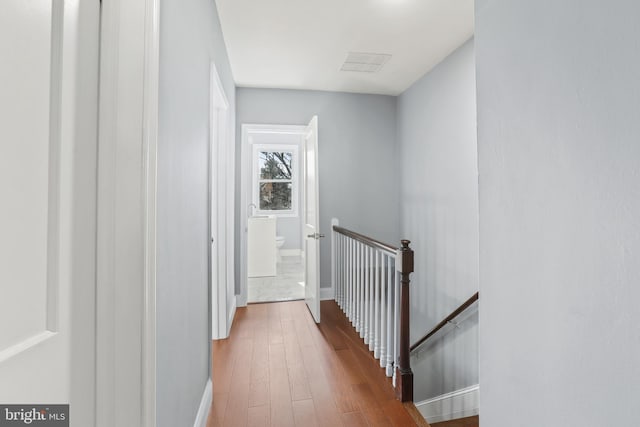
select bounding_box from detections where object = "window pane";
[259,182,292,210]
[259,151,293,180]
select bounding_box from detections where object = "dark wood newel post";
[396,239,414,402]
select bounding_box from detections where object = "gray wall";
[476,1,640,425]
[157,0,235,425]
[236,88,400,291]
[398,40,478,401]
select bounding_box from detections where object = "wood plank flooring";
[208,300,424,427]
[431,416,479,427]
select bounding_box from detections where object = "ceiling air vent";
[340,52,392,73]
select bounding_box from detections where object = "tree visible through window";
[258,151,293,211]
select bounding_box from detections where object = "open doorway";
[240,119,321,321]
[241,125,306,304]
[247,143,304,302]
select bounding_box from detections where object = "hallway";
[208,301,423,426]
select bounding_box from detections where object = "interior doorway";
[247,142,304,303]
[240,119,320,316]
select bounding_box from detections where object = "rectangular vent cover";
[341,52,392,73]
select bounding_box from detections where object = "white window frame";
[252,143,299,217]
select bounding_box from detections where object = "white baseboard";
[415,384,479,424]
[320,286,334,301]
[226,299,237,337]
[193,378,212,427]
[280,248,301,257]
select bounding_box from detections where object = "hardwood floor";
[431,416,479,427]
[208,300,424,426]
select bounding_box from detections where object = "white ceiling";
[215,0,474,96]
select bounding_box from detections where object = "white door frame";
[97,0,159,425]
[209,63,235,340]
[239,124,307,307]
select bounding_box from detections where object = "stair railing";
[410,291,479,353]
[331,221,414,402]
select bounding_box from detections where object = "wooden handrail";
[332,225,397,255]
[409,292,479,352]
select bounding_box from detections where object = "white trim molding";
[142,0,160,425]
[414,384,479,424]
[193,379,213,427]
[226,300,237,337]
[96,0,159,425]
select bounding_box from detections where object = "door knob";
[306,233,325,239]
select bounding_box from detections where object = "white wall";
[236,88,400,291]
[157,0,235,425]
[476,1,640,425]
[398,39,479,401]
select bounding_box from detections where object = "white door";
[210,64,232,339]
[0,0,99,417]
[304,116,322,323]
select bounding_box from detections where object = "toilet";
[275,236,285,262]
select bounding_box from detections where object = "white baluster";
[351,239,356,325]
[368,245,374,349]
[386,255,395,377]
[360,244,367,338]
[351,239,356,324]
[345,236,350,315]
[352,241,357,329]
[335,232,339,307]
[373,249,380,356]
[359,242,364,338]
[349,238,354,322]
[342,236,346,311]
[370,246,374,348]
[348,238,355,323]
[356,242,362,332]
[345,238,350,316]
[339,234,343,308]
[342,235,346,309]
[379,252,386,368]
[354,240,358,326]
[341,235,344,307]
[392,265,401,385]
[359,242,364,336]
[338,234,343,308]
[363,245,370,344]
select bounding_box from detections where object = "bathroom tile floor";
[248,255,305,303]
